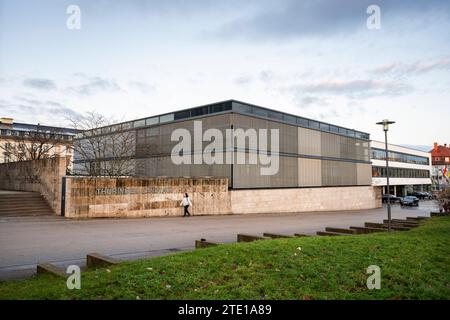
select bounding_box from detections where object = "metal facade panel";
[298,158,322,186]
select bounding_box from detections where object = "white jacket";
[181,197,192,207]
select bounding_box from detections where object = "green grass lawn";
[1,217,450,300]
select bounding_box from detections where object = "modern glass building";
[73,100,372,189]
[370,140,432,195]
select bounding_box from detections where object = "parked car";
[409,191,436,200]
[400,196,419,207]
[422,192,437,200]
[409,192,428,200]
[382,194,401,203]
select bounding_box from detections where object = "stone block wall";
[64,176,231,218]
[0,156,69,213]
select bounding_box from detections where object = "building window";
[212,102,232,113]
[269,110,283,121]
[372,148,429,165]
[174,110,190,120]
[296,117,308,127]
[372,166,430,178]
[191,107,208,117]
[145,117,159,126]
[159,113,174,123]
[319,123,330,131]
[133,119,146,128]
[309,121,319,129]
[283,114,296,124]
[252,107,268,118]
[121,122,133,130]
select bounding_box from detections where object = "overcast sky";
[1,0,449,147]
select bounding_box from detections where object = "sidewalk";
[0,200,438,280]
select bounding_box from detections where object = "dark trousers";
[183,205,190,216]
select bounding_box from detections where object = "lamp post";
[376,119,395,232]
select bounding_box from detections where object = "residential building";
[0,117,78,165]
[430,142,450,190]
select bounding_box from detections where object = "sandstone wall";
[64,176,231,218]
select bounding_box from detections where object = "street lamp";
[376,119,395,232]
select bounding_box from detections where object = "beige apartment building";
[0,117,78,165]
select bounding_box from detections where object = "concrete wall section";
[231,186,382,214]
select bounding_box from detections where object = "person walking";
[181,193,192,217]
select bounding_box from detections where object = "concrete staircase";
[0,191,54,217]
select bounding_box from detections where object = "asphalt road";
[0,200,438,280]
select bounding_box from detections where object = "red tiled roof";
[430,145,450,157]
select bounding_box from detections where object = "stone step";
[195,239,218,248]
[0,199,47,207]
[86,253,121,269]
[0,207,52,213]
[325,227,357,235]
[316,231,344,236]
[382,220,418,227]
[263,232,294,239]
[349,226,387,234]
[37,263,67,278]
[0,198,49,204]
[0,212,53,217]
[364,222,410,231]
[0,198,46,203]
[0,210,51,215]
[294,233,311,237]
[406,216,429,221]
[0,203,49,212]
[0,192,53,216]
[237,234,268,242]
[0,195,43,200]
[389,218,419,224]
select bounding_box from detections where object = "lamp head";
[376,119,395,132]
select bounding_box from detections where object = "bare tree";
[68,112,137,177]
[0,124,69,162]
[438,187,450,201]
